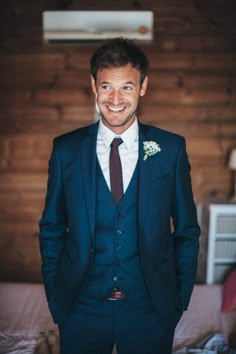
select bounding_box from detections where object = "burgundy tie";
[110,138,123,205]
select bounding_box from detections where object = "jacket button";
[117,229,122,235]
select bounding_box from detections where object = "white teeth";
[108,106,125,112]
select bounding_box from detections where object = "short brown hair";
[90,37,149,84]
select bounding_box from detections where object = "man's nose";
[110,90,121,105]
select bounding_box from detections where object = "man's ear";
[140,76,148,96]
[91,75,97,95]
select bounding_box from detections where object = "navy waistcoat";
[80,159,149,301]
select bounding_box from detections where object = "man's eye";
[101,85,110,90]
[123,86,133,91]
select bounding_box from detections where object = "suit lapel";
[138,123,153,231]
[81,122,98,239]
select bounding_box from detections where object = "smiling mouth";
[107,105,126,113]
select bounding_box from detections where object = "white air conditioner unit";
[42,10,154,42]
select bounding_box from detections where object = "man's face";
[91,64,148,134]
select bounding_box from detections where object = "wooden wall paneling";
[0,173,47,193]
[156,35,236,53]
[0,191,45,223]
[144,87,234,105]
[0,223,42,282]
[0,106,60,134]
[147,71,235,90]
[0,134,57,174]
[155,18,236,35]
[149,122,236,139]
[0,54,65,71]
[147,54,236,71]
[0,0,236,281]
[62,106,95,122]
[138,105,236,122]
[191,165,231,194]
[34,88,93,105]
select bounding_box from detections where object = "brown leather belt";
[108,287,125,301]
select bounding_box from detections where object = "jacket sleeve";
[39,138,67,302]
[171,138,201,310]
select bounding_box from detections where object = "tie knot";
[111,138,123,149]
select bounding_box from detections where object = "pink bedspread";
[0,283,235,353]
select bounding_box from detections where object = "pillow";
[221,269,236,313]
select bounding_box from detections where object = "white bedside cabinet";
[206,204,236,284]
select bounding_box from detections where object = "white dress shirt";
[96,119,139,193]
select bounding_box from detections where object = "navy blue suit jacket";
[39,121,200,325]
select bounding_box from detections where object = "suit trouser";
[58,293,178,354]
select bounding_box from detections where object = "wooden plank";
[144,87,234,105]
[2,158,48,174]
[155,17,236,35]
[0,121,60,135]
[148,71,235,89]
[186,137,235,159]
[21,69,234,91]
[0,120,90,135]
[0,106,60,122]
[186,138,221,158]
[0,69,61,89]
[0,138,10,156]
[5,1,44,15]
[2,52,236,74]
[0,191,46,224]
[4,113,227,137]
[0,190,45,206]
[156,35,236,53]
[0,106,60,134]
[0,106,92,134]
[1,14,42,36]
[138,105,236,122]
[0,53,65,71]
[1,67,235,91]
[52,70,92,89]
[67,49,93,70]
[62,106,95,122]
[2,86,230,107]
[0,200,43,223]
[0,36,45,54]
[147,54,236,71]
[68,53,236,72]
[191,165,231,197]
[0,88,92,107]
[0,223,42,282]
[34,88,94,105]
[0,134,53,172]
[0,173,48,192]
[148,122,236,138]
[6,134,53,158]
[0,89,33,107]
[152,2,236,19]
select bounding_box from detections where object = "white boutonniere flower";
[143,141,161,161]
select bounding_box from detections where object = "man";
[39,37,200,354]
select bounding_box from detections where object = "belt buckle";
[108,288,125,301]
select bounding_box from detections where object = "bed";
[0,282,235,354]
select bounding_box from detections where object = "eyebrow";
[100,80,136,85]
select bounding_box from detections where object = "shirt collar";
[98,118,139,149]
